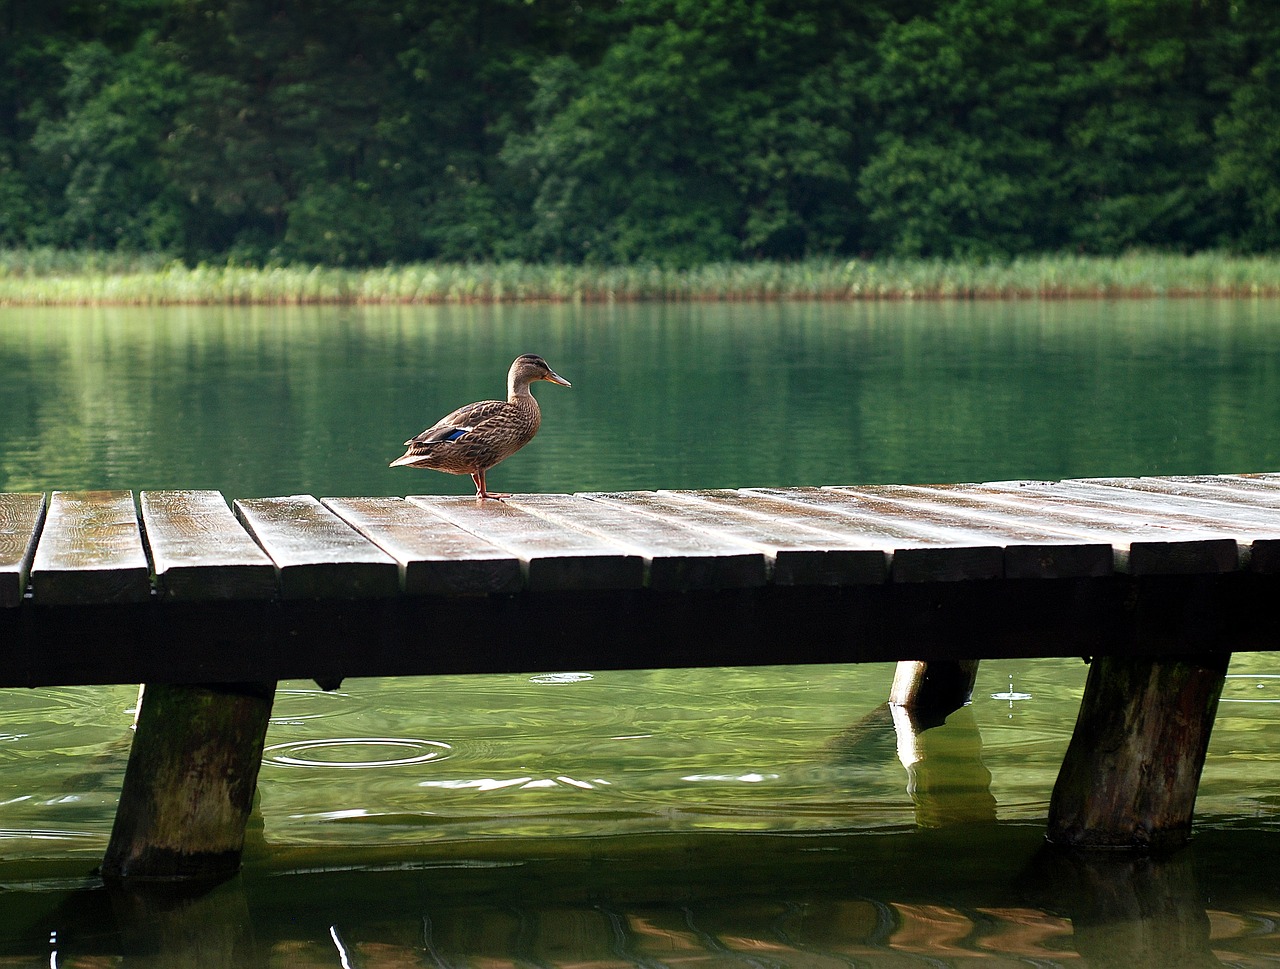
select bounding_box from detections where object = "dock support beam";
[890,660,980,724]
[1046,653,1229,850]
[102,682,276,881]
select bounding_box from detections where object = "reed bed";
[1,249,1278,305]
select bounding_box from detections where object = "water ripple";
[269,688,362,725]
[263,738,452,770]
[1222,674,1280,705]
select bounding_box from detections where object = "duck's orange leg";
[472,470,509,501]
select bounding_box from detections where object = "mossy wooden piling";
[3,473,1279,878]
[102,682,275,881]
[1046,653,1230,849]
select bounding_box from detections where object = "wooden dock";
[2,473,1279,878]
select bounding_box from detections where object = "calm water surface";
[1,299,1279,966]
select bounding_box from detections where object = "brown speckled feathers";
[390,354,570,499]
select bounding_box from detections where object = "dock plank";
[742,487,1007,582]
[0,493,45,607]
[30,491,151,604]
[140,491,277,601]
[1111,474,1280,503]
[818,485,1117,580]
[235,496,399,599]
[508,494,767,590]
[827,481,1239,576]
[1062,476,1280,523]
[891,482,1244,576]
[585,490,890,585]
[990,480,1251,573]
[407,496,643,592]
[323,497,523,596]
[1054,477,1280,573]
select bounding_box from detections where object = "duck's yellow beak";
[543,370,571,387]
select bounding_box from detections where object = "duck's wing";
[402,399,506,449]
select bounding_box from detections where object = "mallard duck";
[390,354,571,500]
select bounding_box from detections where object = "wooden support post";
[102,682,276,881]
[889,660,980,727]
[1047,653,1229,850]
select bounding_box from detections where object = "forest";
[2,0,1278,267]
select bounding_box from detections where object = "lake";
[1,298,1279,966]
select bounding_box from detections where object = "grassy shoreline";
[2,250,1279,305]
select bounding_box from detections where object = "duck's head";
[510,354,572,391]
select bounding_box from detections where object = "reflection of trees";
[1,307,305,495]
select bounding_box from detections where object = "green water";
[1,299,1279,965]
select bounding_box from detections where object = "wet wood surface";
[407,495,645,592]
[0,492,43,608]
[141,491,276,601]
[506,493,768,590]
[826,482,1248,576]
[323,496,523,596]
[29,490,151,605]
[0,474,1277,684]
[235,495,399,599]
[587,490,892,584]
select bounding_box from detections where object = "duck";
[390,354,571,500]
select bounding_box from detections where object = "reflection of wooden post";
[892,704,997,827]
[109,876,259,967]
[890,660,980,724]
[1027,847,1214,965]
[103,682,275,881]
[1047,653,1228,849]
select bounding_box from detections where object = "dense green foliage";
[2,0,1278,265]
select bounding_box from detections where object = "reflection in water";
[2,825,1276,966]
[0,658,1274,963]
[1022,848,1219,968]
[891,704,998,828]
[4,298,1280,498]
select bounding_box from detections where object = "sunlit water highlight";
[1,299,1280,964]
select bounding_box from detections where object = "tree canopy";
[2,0,1277,265]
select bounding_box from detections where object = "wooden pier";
[2,473,1279,878]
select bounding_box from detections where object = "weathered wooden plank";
[1226,472,1280,485]
[0,493,44,608]
[1055,477,1280,529]
[835,482,1235,576]
[30,491,151,604]
[1057,477,1280,575]
[508,494,767,590]
[323,496,522,596]
[822,485,1116,580]
[899,482,1243,576]
[1107,474,1280,506]
[408,496,644,592]
[140,491,276,601]
[235,496,399,599]
[744,487,1006,582]
[585,490,890,585]
[1209,475,1280,571]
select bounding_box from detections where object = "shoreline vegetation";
[2,250,1279,306]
